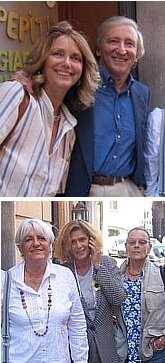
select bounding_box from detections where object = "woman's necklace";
[49,113,62,154]
[54,114,61,123]
[54,108,62,123]
[128,266,142,277]
[19,278,52,337]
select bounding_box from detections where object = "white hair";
[94,16,145,60]
[15,218,54,246]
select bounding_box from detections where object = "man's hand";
[11,70,33,94]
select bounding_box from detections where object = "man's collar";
[99,66,134,90]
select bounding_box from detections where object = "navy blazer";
[65,79,150,197]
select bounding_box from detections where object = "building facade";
[152,201,165,242]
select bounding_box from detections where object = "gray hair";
[94,16,145,61]
[127,227,150,240]
[15,218,54,246]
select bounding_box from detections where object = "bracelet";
[93,264,102,273]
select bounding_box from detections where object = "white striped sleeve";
[0,81,25,143]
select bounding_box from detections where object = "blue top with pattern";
[122,274,143,363]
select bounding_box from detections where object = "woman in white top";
[0,21,99,196]
[1,218,88,363]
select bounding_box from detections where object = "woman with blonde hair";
[54,219,127,363]
[0,21,99,197]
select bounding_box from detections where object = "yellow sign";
[0,5,54,44]
[0,4,56,81]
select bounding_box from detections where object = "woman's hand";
[88,237,101,270]
[10,70,33,94]
[152,336,165,351]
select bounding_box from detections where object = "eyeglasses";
[127,239,149,246]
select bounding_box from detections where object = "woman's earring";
[34,71,45,84]
[76,79,81,87]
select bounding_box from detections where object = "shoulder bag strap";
[159,109,165,196]
[160,265,165,291]
[2,270,11,363]
[0,90,30,150]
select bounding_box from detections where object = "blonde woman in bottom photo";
[1,218,88,363]
[54,219,127,363]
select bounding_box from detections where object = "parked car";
[149,244,165,266]
[150,237,160,245]
[108,238,127,258]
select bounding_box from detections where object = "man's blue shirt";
[93,67,136,177]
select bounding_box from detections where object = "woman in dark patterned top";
[54,219,127,363]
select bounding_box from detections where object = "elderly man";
[65,16,150,197]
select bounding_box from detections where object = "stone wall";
[137,1,165,110]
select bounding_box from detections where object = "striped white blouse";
[0,81,77,196]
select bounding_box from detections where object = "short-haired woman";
[118,227,165,363]
[1,218,88,362]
